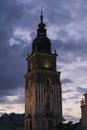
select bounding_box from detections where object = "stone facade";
[80,93,87,130]
[25,12,62,130]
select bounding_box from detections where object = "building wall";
[80,93,87,130]
[25,68,62,130]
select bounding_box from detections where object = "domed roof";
[32,11,51,54]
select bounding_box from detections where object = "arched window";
[45,78,51,87]
[47,103,50,113]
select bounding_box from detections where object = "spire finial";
[40,6,43,23]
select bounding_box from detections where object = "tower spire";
[40,7,43,23]
[32,9,51,54]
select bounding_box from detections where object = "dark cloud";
[0,0,43,98]
[0,0,29,94]
[45,8,73,27]
[0,96,7,104]
[63,89,74,93]
[62,78,73,84]
[68,96,78,100]
[0,89,21,96]
[76,87,87,94]
[0,87,24,104]
[63,94,81,102]
[6,95,24,105]
[52,38,87,64]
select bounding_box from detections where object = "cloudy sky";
[0,0,87,122]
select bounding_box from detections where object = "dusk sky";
[0,0,87,122]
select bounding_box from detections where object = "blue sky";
[0,0,87,122]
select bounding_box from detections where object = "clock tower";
[25,11,62,130]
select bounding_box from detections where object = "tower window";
[46,103,50,113]
[45,78,51,87]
